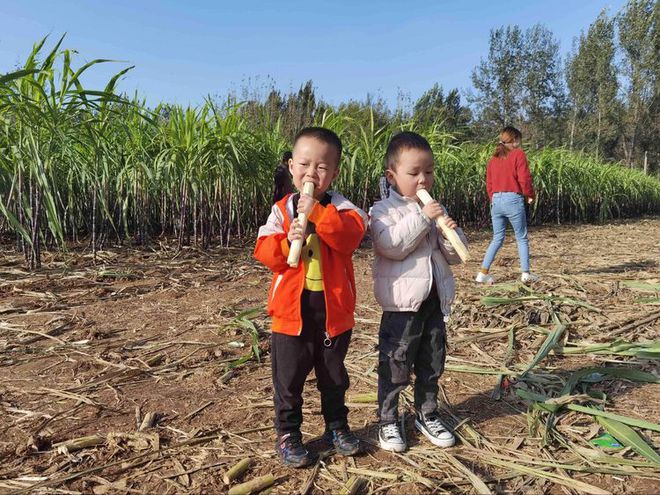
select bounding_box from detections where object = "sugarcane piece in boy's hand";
[416,189,470,263]
[287,181,315,267]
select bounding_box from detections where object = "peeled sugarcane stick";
[287,182,315,268]
[223,457,253,485]
[416,189,470,263]
[228,474,276,495]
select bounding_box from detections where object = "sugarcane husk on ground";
[223,458,253,485]
[227,474,277,495]
[53,435,105,454]
[338,475,368,495]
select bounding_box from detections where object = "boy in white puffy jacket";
[370,131,467,453]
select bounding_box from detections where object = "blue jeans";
[481,192,530,272]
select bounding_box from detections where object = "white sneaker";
[475,272,495,284]
[378,422,406,453]
[415,412,455,448]
[521,272,540,284]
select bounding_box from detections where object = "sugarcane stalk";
[349,392,378,403]
[227,474,275,495]
[222,457,252,485]
[416,189,469,263]
[339,475,368,495]
[287,181,315,267]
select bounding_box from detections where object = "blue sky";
[0,1,628,108]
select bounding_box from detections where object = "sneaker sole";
[335,444,362,456]
[280,455,317,468]
[378,436,406,453]
[414,419,456,448]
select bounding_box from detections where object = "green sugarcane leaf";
[0,68,41,85]
[620,280,660,292]
[561,367,659,395]
[519,320,566,376]
[0,201,33,247]
[568,404,660,433]
[597,417,660,464]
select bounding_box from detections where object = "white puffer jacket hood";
[369,188,467,318]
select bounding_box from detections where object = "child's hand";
[422,200,444,221]
[297,193,317,217]
[443,215,458,229]
[527,197,534,205]
[287,218,304,243]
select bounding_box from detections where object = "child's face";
[289,136,340,199]
[386,147,435,199]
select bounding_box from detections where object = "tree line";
[234,0,658,175]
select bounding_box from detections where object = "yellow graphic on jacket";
[302,234,323,291]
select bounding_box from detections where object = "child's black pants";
[271,313,351,435]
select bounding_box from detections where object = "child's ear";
[385,169,396,185]
[288,157,294,174]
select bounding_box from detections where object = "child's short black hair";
[293,127,342,164]
[385,131,432,170]
[281,150,292,164]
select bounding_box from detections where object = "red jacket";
[254,192,367,337]
[486,148,535,201]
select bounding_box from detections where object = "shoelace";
[334,429,352,441]
[424,416,449,436]
[381,423,402,441]
[281,434,304,451]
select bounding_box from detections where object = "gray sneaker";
[414,412,455,448]
[378,422,406,453]
[521,272,540,284]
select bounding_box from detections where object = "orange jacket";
[254,192,367,337]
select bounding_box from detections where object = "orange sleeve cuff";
[307,201,326,224]
[280,236,290,256]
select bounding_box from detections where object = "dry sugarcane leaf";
[107,432,160,452]
[441,452,492,494]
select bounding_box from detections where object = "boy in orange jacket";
[254,127,367,467]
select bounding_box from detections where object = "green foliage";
[470,24,565,146]
[413,84,472,137]
[617,0,659,169]
[1,35,659,269]
[566,10,621,158]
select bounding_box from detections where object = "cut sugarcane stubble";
[287,182,315,268]
[416,189,470,263]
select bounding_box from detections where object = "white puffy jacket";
[369,188,467,318]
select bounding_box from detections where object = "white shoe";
[378,422,406,452]
[415,412,455,448]
[475,272,495,284]
[521,272,540,284]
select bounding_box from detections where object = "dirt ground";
[0,218,659,494]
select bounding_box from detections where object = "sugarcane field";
[2,3,660,493]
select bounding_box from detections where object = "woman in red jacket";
[476,126,540,284]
